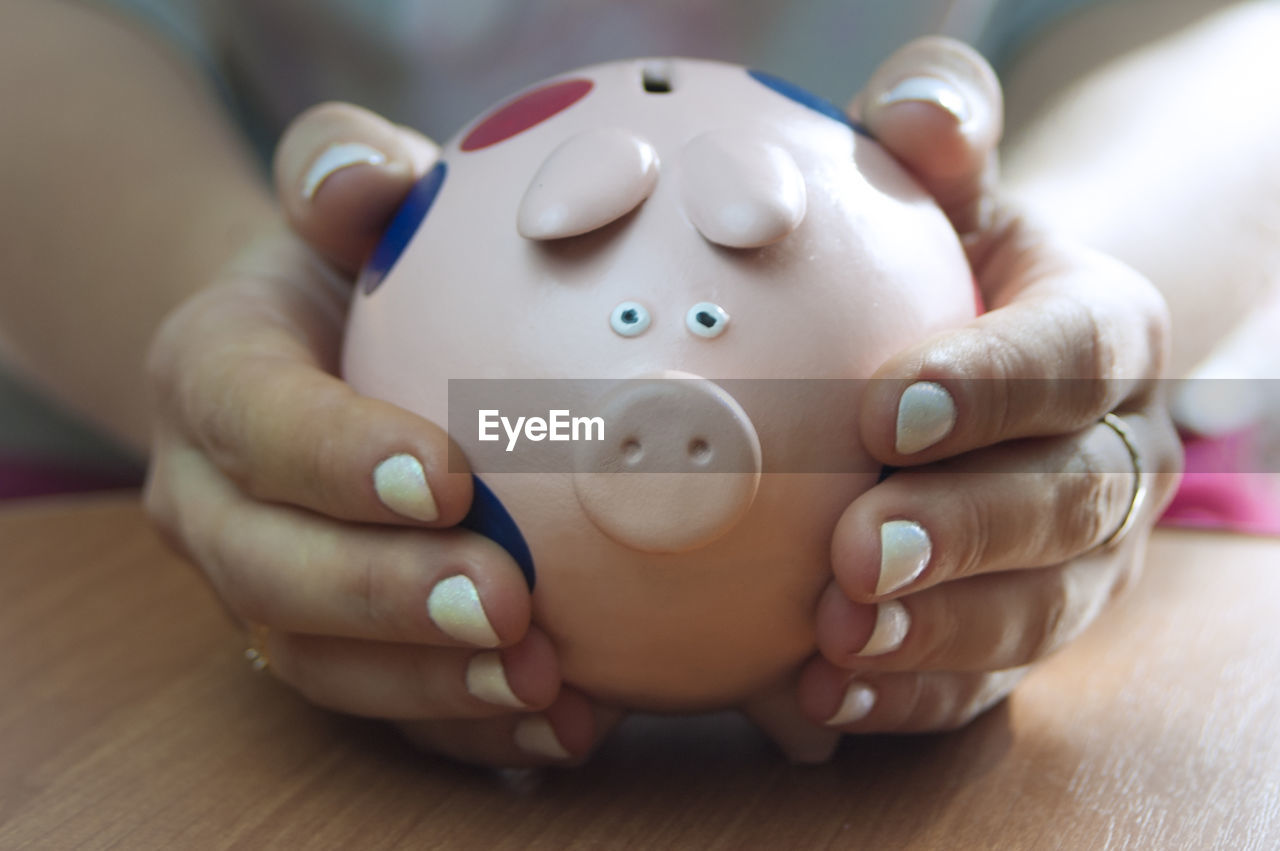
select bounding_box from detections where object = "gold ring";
[1098,412,1147,547]
[244,624,271,673]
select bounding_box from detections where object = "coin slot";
[642,62,673,93]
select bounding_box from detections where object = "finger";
[832,412,1175,600]
[152,437,528,645]
[817,548,1135,673]
[860,235,1172,464]
[148,266,473,528]
[739,682,842,764]
[274,101,440,274]
[798,660,1029,733]
[852,36,1002,234]
[398,690,625,767]
[259,627,559,720]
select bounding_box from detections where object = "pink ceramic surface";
[342,58,976,711]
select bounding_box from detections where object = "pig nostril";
[686,302,729,338]
[688,438,712,465]
[622,438,644,466]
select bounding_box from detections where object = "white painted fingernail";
[878,76,970,123]
[514,715,570,760]
[466,651,528,709]
[302,142,388,199]
[879,520,931,595]
[858,599,910,656]
[895,381,956,454]
[428,575,500,648]
[825,682,877,727]
[373,454,439,522]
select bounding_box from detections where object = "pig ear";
[517,128,660,240]
[678,130,807,249]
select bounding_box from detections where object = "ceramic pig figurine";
[342,58,976,713]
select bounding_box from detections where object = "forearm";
[1000,0,1280,379]
[0,0,276,452]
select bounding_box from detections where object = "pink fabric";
[0,455,142,500]
[1159,429,1280,536]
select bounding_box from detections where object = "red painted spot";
[460,79,593,152]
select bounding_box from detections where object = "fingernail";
[879,520,931,595]
[302,142,388,199]
[895,381,956,454]
[825,681,876,727]
[466,651,528,709]
[427,575,500,647]
[514,715,570,760]
[878,76,970,123]
[373,454,439,522]
[858,599,910,656]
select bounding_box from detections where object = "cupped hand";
[143,103,619,766]
[745,38,1184,762]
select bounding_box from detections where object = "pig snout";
[571,373,762,553]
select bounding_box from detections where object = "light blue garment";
[14,0,1100,481]
[89,0,1103,146]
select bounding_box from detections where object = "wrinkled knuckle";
[914,600,963,670]
[1081,302,1121,383]
[951,486,991,579]
[1060,449,1127,550]
[182,360,251,483]
[1023,578,1071,663]
[301,412,349,509]
[205,509,266,622]
[338,550,398,635]
[980,332,1022,435]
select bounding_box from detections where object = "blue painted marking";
[360,161,448,295]
[460,475,536,591]
[747,69,872,138]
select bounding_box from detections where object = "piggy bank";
[343,58,975,712]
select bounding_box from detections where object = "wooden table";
[2,493,1278,849]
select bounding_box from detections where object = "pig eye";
[686,302,729,338]
[610,301,651,337]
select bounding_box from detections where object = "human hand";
[743,38,1184,762]
[143,104,619,766]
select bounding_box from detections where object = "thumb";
[851,37,1003,235]
[273,102,440,275]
